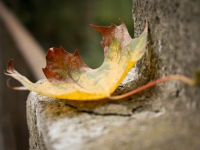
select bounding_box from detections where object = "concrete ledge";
[27,87,200,150]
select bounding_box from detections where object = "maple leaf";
[5,19,148,100]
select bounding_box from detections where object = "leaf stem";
[109,75,195,100]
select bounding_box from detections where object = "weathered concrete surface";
[27,0,200,149]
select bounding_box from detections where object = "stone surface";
[27,0,200,150]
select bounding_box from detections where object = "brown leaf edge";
[4,60,28,90]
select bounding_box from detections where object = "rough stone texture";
[27,0,200,150]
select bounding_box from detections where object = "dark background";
[0,0,133,149]
[4,0,134,68]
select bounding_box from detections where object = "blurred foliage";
[4,0,133,68]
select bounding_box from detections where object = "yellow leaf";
[5,19,148,100]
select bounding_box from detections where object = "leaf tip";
[74,49,80,56]
[4,60,28,91]
[5,59,15,75]
[90,24,98,30]
[7,59,13,70]
[119,18,124,24]
[60,46,65,50]
[6,78,27,90]
[6,78,13,89]
[89,24,94,27]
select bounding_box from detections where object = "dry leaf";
[5,19,148,100]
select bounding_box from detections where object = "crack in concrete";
[64,103,132,117]
[78,110,132,117]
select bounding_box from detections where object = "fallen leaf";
[5,19,148,100]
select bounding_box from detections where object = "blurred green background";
[4,0,134,68]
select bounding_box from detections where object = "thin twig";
[109,75,194,100]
